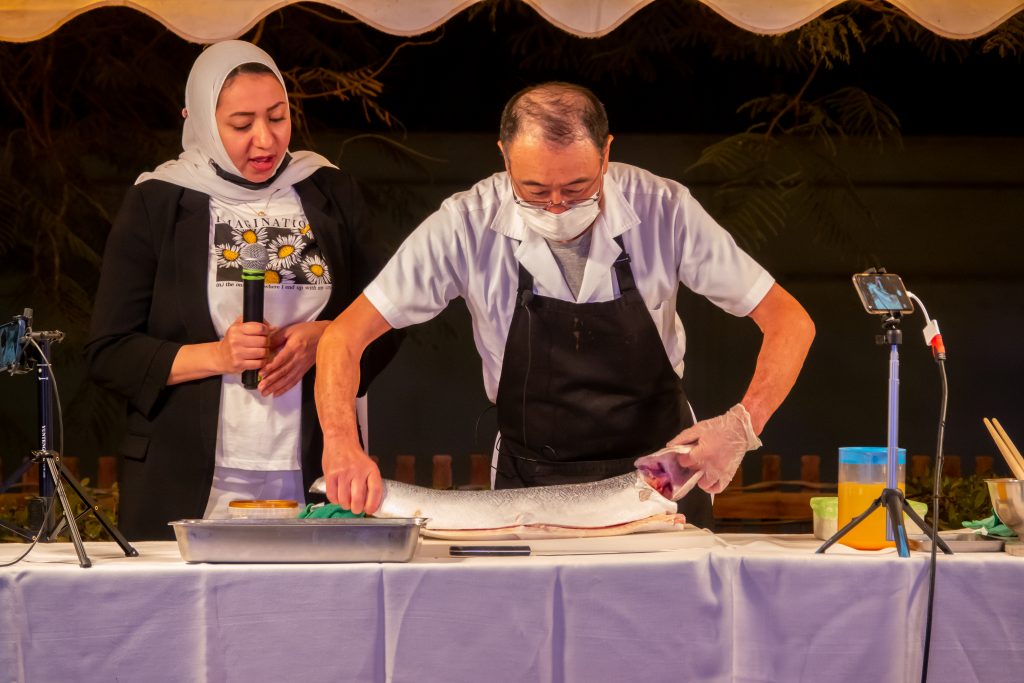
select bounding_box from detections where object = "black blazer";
[85,168,399,540]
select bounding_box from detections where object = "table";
[2,531,1021,682]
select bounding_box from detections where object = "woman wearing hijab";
[86,40,399,540]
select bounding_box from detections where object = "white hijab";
[136,40,335,202]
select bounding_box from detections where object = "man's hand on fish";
[667,403,762,494]
[322,444,383,515]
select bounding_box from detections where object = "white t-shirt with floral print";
[207,188,331,470]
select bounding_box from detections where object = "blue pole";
[886,343,900,541]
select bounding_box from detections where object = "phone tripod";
[0,325,136,567]
[816,313,951,557]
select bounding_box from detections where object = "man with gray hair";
[314,82,814,526]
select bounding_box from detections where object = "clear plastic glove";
[667,404,762,494]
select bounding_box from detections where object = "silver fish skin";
[309,446,696,531]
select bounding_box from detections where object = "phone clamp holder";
[876,312,903,346]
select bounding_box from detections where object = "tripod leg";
[57,462,138,557]
[44,458,91,568]
[816,496,884,553]
[0,517,36,541]
[0,457,35,495]
[902,500,953,554]
[882,490,910,557]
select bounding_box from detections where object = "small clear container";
[227,499,300,519]
[837,447,906,550]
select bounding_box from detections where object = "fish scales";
[309,446,698,531]
[375,473,675,530]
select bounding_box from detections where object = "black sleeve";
[84,183,182,418]
[324,171,404,397]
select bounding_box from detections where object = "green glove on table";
[962,510,1016,537]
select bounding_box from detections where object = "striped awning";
[1,0,1021,43]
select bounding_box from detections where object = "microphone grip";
[242,368,259,389]
[242,268,265,390]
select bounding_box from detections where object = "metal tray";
[170,518,426,563]
[909,532,1006,553]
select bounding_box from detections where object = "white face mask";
[516,202,601,242]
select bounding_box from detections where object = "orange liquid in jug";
[837,482,906,550]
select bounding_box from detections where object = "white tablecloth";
[1,532,1021,682]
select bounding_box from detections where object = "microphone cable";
[907,290,947,683]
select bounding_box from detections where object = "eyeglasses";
[511,191,601,212]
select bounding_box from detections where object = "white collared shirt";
[365,162,775,402]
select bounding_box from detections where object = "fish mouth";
[634,445,701,502]
[640,469,674,499]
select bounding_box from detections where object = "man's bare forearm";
[740,284,815,435]
[315,323,364,447]
[315,294,393,448]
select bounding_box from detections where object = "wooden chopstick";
[983,417,1024,479]
[992,418,1024,479]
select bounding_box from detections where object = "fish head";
[634,445,702,502]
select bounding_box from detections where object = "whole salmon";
[309,446,699,531]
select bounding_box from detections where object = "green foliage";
[907,468,993,531]
[980,16,1024,57]
[0,482,118,543]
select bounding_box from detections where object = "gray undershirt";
[545,230,593,300]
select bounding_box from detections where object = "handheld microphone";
[238,243,267,390]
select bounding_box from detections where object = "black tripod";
[0,319,137,567]
[817,314,951,557]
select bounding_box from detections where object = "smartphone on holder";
[0,316,29,374]
[851,272,914,315]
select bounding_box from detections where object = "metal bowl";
[985,479,1024,538]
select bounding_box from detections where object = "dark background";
[0,1,1021,490]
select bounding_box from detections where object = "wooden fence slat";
[725,459,743,490]
[942,455,961,478]
[98,456,117,490]
[911,455,930,478]
[394,455,416,485]
[432,454,452,490]
[714,492,819,520]
[975,455,994,477]
[761,454,781,484]
[464,453,490,490]
[800,455,820,491]
[63,456,79,478]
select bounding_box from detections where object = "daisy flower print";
[301,254,331,284]
[214,243,242,268]
[231,224,268,246]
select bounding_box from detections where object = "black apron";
[493,235,714,528]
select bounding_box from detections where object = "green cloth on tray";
[298,503,364,519]
[962,510,1016,537]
